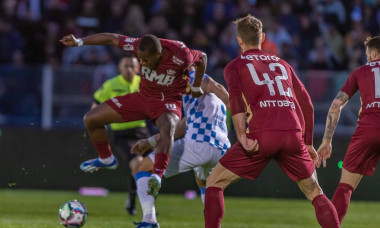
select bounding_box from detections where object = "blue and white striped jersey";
[182,71,231,154]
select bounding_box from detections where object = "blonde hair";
[234,14,263,46]
[364,36,380,54]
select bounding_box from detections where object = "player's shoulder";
[159,38,187,51]
[225,57,241,70]
[350,63,372,77]
[119,36,139,52]
[100,75,119,85]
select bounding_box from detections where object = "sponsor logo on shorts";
[111,97,122,108]
[165,103,177,111]
[123,44,134,51]
[172,56,184,65]
[124,37,136,43]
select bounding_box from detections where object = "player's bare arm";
[232,113,259,153]
[130,118,187,155]
[191,52,207,98]
[201,77,230,109]
[60,33,122,47]
[317,91,350,167]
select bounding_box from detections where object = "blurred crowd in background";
[0,0,379,126]
[1,0,380,71]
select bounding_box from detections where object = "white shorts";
[149,138,224,180]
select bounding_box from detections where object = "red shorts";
[343,127,380,176]
[219,130,315,181]
[105,92,182,122]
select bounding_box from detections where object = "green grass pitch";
[0,189,379,228]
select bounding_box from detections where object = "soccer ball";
[59,200,88,227]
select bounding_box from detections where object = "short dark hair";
[364,36,380,54]
[234,14,263,46]
[138,34,162,54]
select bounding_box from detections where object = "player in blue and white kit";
[130,69,230,228]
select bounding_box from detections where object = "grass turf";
[0,189,379,228]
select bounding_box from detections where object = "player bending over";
[317,36,380,225]
[60,33,206,196]
[131,69,230,228]
[204,15,340,228]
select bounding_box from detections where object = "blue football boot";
[134,222,160,228]
[80,157,118,172]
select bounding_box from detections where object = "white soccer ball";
[59,200,88,227]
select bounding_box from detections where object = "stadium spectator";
[131,68,230,228]
[91,55,150,215]
[203,14,340,228]
[1,0,379,72]
[265,19,292,56]
[317,36,380,224]
[308,36,338,70]
[60,32,207,198]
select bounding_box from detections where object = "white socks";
[99,154,115,164]
[200,187,206,205]
[135,171,157,223]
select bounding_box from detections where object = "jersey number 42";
[246,63,293,98]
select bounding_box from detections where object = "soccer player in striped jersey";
[130,69,230,228]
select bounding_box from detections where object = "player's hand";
[60,34,80,47]
[306,145,319,167]
[239,134,259,154]
[316,139,332,168]
[131,139,152,155]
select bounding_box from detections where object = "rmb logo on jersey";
[123,44,134,51]
[165,103,177,111]
[141,66,175,86]
[172,56,184,65]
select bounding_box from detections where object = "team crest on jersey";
[167,69,176,75]
[165,103,177,111]
[123,44,134,51]
[124,37,136,43]
[172,56,184,65]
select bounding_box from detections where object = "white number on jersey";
[246,63,293,97]
[371,67,380,98]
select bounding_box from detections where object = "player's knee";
[206,172,224,189]
[305,183,323,201]
[132,162,143,175]
[83,112,98,129]
[133,158,153,175]
[129,156,143,173]
[159,114,179,135]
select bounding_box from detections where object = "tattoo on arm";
[323,92,349,140]
[335,91,349,105]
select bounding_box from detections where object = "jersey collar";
[243,48,264,54]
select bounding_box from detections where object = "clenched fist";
[60,34,81,47]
